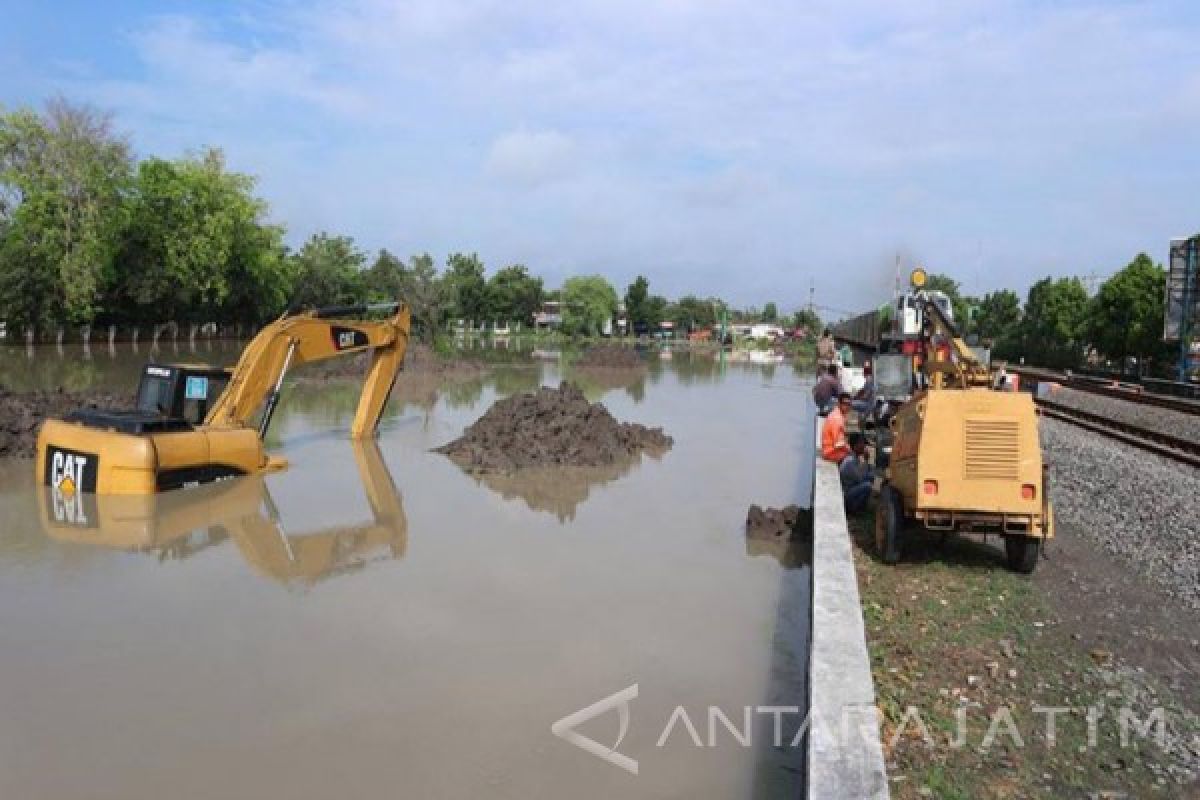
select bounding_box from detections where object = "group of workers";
[820,390,875,513]
[815,329,877,514]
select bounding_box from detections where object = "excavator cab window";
[134,365,230,425]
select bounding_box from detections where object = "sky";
[3,0,1198,314]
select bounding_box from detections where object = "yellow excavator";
[38,439,407,587]
[875,270,1053,573]
[36,302,411,496]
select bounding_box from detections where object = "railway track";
[1012,366,1200,415]
[1035,397,1200,468]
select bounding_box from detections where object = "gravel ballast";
[1044,385,1200,442]
[1040,417,1200,610]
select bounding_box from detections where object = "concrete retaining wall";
[808,421,890,799]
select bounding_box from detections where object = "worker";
[816,329,836,377]
[812,364,841,414]
[821,392,853,462]
[852,362,876,413]
[839,433,875,513]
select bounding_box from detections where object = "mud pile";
[575,345,644,369]
[0,387,128,459]
[745,504,809,539]
[436,381,672,472]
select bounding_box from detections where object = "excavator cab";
[133,364,232,425]
[62,364,233,439]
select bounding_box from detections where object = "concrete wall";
[808,422,890,799]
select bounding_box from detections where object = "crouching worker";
[821,392,852,462]
[839,433,875,513]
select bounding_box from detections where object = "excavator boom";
[206,302,411,438]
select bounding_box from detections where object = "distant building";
[533,301,562,329]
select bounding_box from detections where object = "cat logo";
[331,326,368,351]
[51,451,89,496]
[47,450,97,526]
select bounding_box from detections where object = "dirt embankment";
[745,504,808,539]
[574,345,644,369]
[436,381,672,472]
[0,387,128,459]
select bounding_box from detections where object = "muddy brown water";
[0,344,814,799]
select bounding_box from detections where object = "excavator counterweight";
[36,302,411,496]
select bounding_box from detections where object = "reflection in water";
[0,340,248,393]
[745,535,813,569]
[37,440,406,588]
[466,458,639,521]
[565,365,648,403]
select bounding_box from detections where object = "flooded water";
[0,344,815,799]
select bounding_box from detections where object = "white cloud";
[8,0,1199,308]
[485,129,577,186]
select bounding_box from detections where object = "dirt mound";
[575,345,644,369]
[436,381,672,472]
[745,504,809,539]
[0,387,128,459]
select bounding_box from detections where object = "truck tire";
[1005,535,1040,574]
[875,484,903,565]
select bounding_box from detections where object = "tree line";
[922,253,1173,374]
[0,98,1179,369]
[0,99,814,342]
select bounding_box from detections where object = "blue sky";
[3,0,1198,313]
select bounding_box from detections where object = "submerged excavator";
[874,270,1054,573]
[36,302,410,496]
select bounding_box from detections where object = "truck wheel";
[1005,535,1040,574]
[875,484,903,565]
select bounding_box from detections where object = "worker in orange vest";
[821,392,853,462]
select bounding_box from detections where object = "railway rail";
[1035,397,1200,469]
[1011,366,1200,415]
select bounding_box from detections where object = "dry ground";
[846,506,1199,799]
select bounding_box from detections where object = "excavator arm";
[918,297,993,390]
[204,302,412,439]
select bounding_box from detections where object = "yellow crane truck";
[875,276,1053,573]
[36,302,410,496]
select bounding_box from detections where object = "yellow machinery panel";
[889,389,1052,537]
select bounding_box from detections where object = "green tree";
[1019,277,1090,369]
[1086,253,1169,373]
[669,294,718,332]
[762,302,778,322]
[486,264,544,326]
[401,253,454,342]
[624,275,652,331]
[114,148,286,324]
[288,233,367,309]
[562,275,618,335]
[792,308,822,336]
[974,289,1022,358]
[365,248,409,303]
[646,294,668,330]
[445,252,487,325]
[0,99,132,329]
